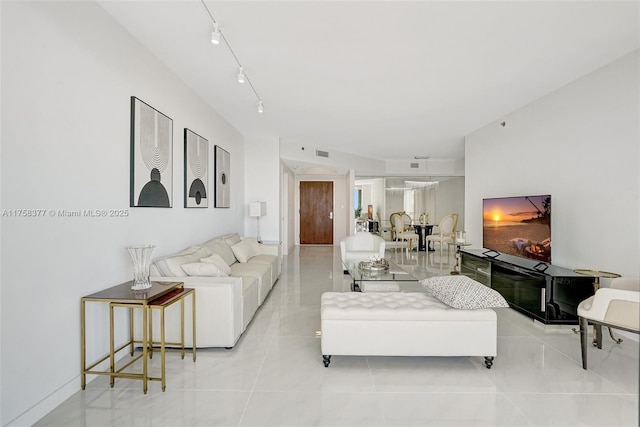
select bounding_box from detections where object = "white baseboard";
[533,320,576,333]
[6,377,80,427]
[7,353,122,426]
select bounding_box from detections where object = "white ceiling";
[98,1,639,162]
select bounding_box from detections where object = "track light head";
[257,100,264,114]
[237,66,246,84]
[211,24,220,45]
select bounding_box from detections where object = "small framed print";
[184,129,209,208]
[214,145,230,208]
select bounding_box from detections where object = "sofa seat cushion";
[321,292,496,322]
[202,238,237,266]
[154,246,211,277]
[230,263,271,287]
[248,254,279,283]
[236,274,259,294]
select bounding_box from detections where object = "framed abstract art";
[184,128,209,208]
[214,145,230,208]
[130,96,173,207]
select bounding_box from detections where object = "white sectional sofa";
[145,233,281,348]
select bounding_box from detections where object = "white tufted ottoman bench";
[321,292,497,368]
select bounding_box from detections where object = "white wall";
[281,162,296,254]
[280,140,386,175]
[244,136,280,242]
[1,2,245,425]
[385,158,464,176]
[434,177,465,230]
[465,51,639,277]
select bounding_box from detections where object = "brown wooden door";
[300,181,333,244]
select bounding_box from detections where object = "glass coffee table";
[343,259,428,293]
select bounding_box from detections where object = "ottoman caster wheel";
[322,355,331,367]
[484,356,494,369]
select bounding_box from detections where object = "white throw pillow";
[200,253,232,275]
[155,246,211,277]
[421,275,509,309]
[180,262,227,277]
[231,239,261,263]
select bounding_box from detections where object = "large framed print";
[184,129,209,208]
[214,145,230,208]
[130,97,173,207]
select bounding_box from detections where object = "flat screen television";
[483,195,551,263]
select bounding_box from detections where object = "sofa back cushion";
[231,238,261,263]
[222,233,242,246]
[154,246,211,276]
[202,238,237,266]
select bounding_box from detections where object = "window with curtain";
[404,189,415,219]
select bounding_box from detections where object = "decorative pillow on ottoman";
[421,275,509,309]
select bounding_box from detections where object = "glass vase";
[127,245,155,290]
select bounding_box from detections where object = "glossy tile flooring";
[37,246,639,426]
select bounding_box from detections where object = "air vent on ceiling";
[410,163,419,168]
[316,150,329,158]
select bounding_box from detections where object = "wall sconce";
[249,201,267,243]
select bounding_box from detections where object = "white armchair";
[577,277,639,369]
[340,233,386,264]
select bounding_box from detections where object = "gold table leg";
[160,305,166,392]
[129,307,134,356]
[142,304,148,394]
[109,303,115,388]
[80,299,86,390]
[192,291,197,362]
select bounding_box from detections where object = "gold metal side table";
[146,287,196,391]
[80,281,187,393]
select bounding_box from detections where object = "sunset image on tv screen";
[483,195,551,263]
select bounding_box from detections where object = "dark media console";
[460,249,594,325]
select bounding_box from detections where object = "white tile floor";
[36,246,639,426]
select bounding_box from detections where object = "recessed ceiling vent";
[316,150,329,158]
[410,162,419,168]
